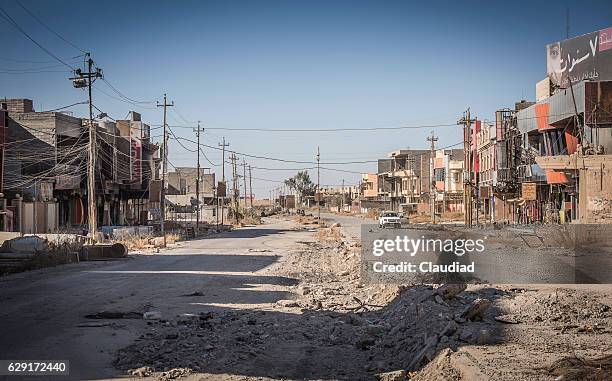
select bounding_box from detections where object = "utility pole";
[218,138,229,225]
[157,94,174,247]
[70,52,103,243]
[249,165,253,208]
[316,147,321,221]
[458,109,475,228]
[230,153,239,224]
[427,131,438,224]
[194,121,202,234]
[242,159,247,209]
[341,179,345,212]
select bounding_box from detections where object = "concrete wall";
[580,165,612,223]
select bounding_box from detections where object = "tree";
[285,170,316,204]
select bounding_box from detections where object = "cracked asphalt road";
[0,218,307,381]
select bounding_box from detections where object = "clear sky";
[1,0,611,197]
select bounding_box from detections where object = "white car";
[379,211,401,228]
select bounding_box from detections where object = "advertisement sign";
[130,137,142,183]
[547,26,612,89]
[522,182,537,201]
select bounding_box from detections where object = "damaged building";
[0,101,160,233]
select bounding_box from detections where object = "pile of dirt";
[498,288,611,328]
[114,280,504,379]
[547,354,612,380]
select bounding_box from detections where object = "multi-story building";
[0,100,160,233]
[431,149,464,214]
[377,149,430,214]
[360,173,378,198]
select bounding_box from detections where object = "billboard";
[547,26,612,89]
[130,137,142,183]
[522,182,537,201]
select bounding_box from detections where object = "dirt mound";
[547,354,612,380]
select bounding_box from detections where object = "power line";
[0,5,75,70]
[153,122,458,132]
[15,0,86,53]
[42,100,88,112]
[101,78,155,105]
[0,55,79,64]
[151,111,586,134]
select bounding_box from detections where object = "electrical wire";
[0,5,75,70]
[101,78,155,105]
[15,0,86,53]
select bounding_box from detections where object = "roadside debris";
[143,311,162,320]
[547,354,612,380]
[112,216,612,380]
[85,311,142,319]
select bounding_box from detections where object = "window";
[434,168,445,182]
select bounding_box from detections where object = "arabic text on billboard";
[547,26,612,89]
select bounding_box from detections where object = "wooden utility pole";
[194,121,202,233]
[248,165,253,208]
[70,53,103,242]
[458,109,475,228]
[316,147,320,221]
[341,179,345,212]
[427,131,438,224]
[157,94,173,247]
[231,153,239,224]
[242,159,247,209]
[218,138,229,225]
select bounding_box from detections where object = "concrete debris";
[461,298,492,321]
[128,366,154,377]
[85,311,142,319]
[275,299,299,308]
[151,237,165,248]
[112,216,612,380]
[296,285,311,295]
[0,236,49,254]
[376,369,407,381]
[80,243,128,260]
[547,354,612,381]
[181,291,204,297]
[435,283,467,300]
[158,368,192,380]
[494,314,521,324]
[143,311,162,320]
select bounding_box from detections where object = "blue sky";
[1,0,611,197]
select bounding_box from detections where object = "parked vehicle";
[379,211,401,228]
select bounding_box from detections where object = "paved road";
[0,218,308,381]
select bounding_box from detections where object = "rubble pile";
[114,276,502,380]
[113,218,612,380]
[505,288,611,327]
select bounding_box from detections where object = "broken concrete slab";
[0,236,49,254]
[80,243,128,260]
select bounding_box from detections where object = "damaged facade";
[0,100,182,233]
[464,26,612,224]
[359,149,463,217]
